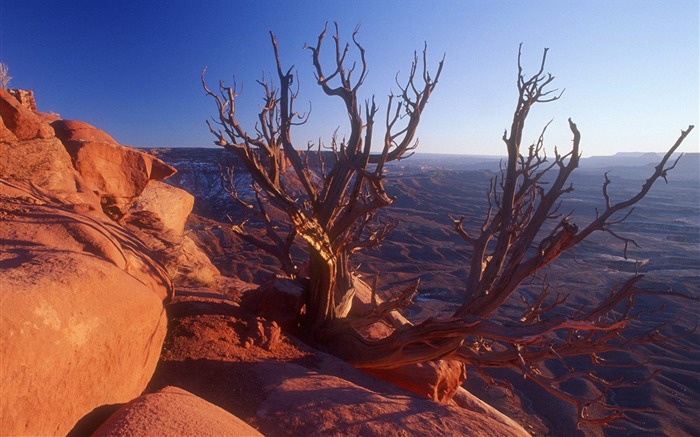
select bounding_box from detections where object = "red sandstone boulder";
[130,180,194,235]
[254,359,530,437]
[364,359,468,403]
[124,185,221,288]
[92,386,263,437]
[0,115,17,142]
[0,89,53,140]
[0,182,171,436]
[51,119,176,215]
[52,118,119,144]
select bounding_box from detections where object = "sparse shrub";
[0,63,11,90]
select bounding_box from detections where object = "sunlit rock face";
[130,180,194,236]
[0,89,91,202]
[52,119,176,217]
[0,90,180,436]
[0,89,52,140]
[0,89,177,212]
[0,181,170,436]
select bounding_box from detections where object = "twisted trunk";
[305,248,336,332]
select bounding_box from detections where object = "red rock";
[0,183,171,436]
[52,118,119,144]
[8,89,37,111]
[92,386,263,437]
[245,276,305,331]
[36,111,61,124]
[0,89,53,140]
[51,119,176,215]
[365,359,468,403]
[130,181,194,235]
[255,359,530,437]
[0,115,17,142]
[0,136,91,200]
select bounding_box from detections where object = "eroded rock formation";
[52,118,176,217]
[0,89,183,435]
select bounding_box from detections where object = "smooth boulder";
[0,182,170,436]
[92,386,263,437]
[255,360,530,437]
[129,180,194,235]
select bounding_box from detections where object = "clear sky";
[1,0,698,156]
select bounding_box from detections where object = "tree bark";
[334,250,355,314]
[305,248,336,332]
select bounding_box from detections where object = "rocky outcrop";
[0,90,187,436]
[52,119,176,217]
[0,89,92,202]
[255,359,530,437]
[124,180,221,287]
[0,181,170,436]
[8,89,37,111]
[92,386,263,437]
[0,89,53,141]
[0,90,179,213]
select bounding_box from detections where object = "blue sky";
[1,0,697,156]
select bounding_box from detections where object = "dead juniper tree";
[203,23,443,331]
[336,46,694,428]
[205,27,694,429]
[439,45,697,427]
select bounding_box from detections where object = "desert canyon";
[1,89,698,436]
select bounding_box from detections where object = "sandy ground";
[145,284,313,433]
